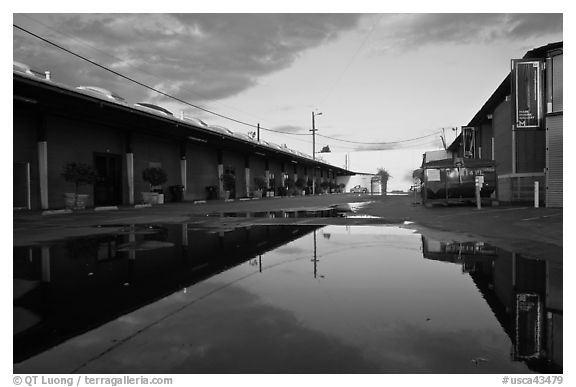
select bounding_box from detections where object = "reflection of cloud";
[273,246,309,256]
[75,283,379,373]
[361,322,527,373]
[372,14,562,52]
[14,14,362,104]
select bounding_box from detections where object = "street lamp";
[311,111,322,194]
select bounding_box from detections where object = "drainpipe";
[265,158,270,190]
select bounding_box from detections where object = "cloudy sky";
[13,12,563,190]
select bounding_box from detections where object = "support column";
[125,133,134,205]
[281,163,286,188]
[329,169,334,192]
[312,167,316,195]
[293,164,298,184]
[180,144,187,193]
[126,153,134,205]
[217,150,224,199]
[36,116,49,209]
[244,154,251,197]
[38,141,49,209]
[265,158,270,190]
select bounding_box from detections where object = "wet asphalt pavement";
[14,193,562,262]
[13,193,563,373]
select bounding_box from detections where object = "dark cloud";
[13,13,362,103]
[273,125,307,134]
[373,13,562,50]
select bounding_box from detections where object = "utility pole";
[257,123,260,142]
[312,230,318,279]
[311,111,322,194]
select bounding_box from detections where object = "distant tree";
[376,168,391,183]
[376,168,391,193]
[320,145,331,153]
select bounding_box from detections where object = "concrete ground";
[13,193,562,261]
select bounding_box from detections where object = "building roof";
[14,68,354,176]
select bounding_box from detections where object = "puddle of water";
[13,224,562,374]
[207,208,342,218]
[205,203,383,220]
[342,214,381,219]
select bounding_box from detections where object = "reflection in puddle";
[207,208,341,218]
[204,202,381,220]
[13,224,562,374]
[421,237,562,373]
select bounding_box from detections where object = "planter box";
[64,193,89,210]
[141,192,159,204]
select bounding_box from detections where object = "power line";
[17,14,282,126]
[13,23,306,138]
[316,130,441,145]
[13,24,446,149]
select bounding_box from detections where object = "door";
[13,162,31,210]
[94,153,122,206]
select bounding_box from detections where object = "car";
[350,185,368,193]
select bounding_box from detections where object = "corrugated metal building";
[13,62,353,211]
[446,42,563,207]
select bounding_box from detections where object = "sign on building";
[513,60,543,129]
[462,127,476,158]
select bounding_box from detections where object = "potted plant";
[281,177,292,196]
[320,180,330,194]
[295,177,307,196]
[253,176,266,198]
[142,167,168,204]
[62,162,98,210]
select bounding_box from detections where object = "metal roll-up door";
[546,115,563,207]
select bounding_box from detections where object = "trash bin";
[169,185,184,202]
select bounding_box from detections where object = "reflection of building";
[13,224,322,362]
[421,236,562,372]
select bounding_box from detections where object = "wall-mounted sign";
[513,60,543,129]
[462,127,476,158]
[426,169,441,182]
